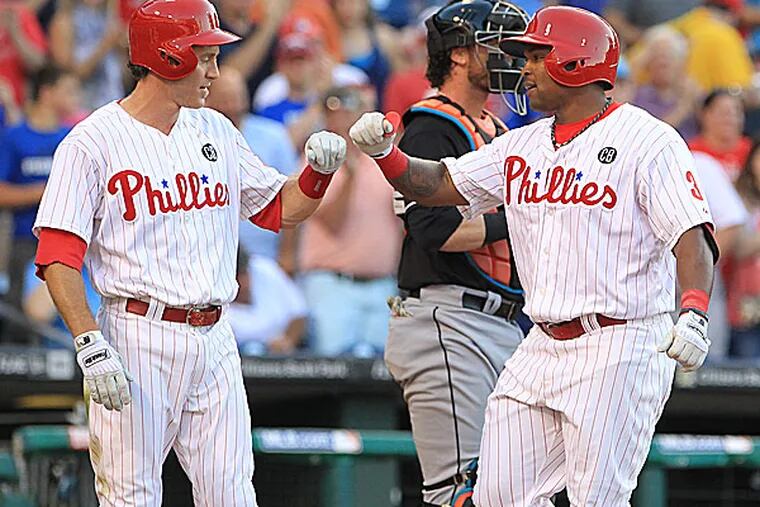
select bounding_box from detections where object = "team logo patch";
[598,147,617,164]
[202,143,218,162]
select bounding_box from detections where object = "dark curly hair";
[426,47,455,88]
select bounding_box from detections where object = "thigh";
[386,302,521,504]
[556,316,676,507]
[302,272,358,356]
[173,320,257,507]
[474,391,563,507]
[90,309,194,507]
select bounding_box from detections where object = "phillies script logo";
[504,155,617,209]
[107,170,230,222]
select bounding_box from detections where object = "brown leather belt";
[537,314,627,340]
[125,298,222,327]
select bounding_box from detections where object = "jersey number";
[685,171,704,201]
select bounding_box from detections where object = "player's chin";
[526,90,548,112]
[185,96,207,109]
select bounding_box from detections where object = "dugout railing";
[6,426,760,507]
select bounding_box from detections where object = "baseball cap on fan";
[277,15,324,59]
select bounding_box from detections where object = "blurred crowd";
[2,0,760,362]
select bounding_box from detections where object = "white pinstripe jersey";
[34,101,287,306]
[446,103,714,322]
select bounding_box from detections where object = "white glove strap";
[74,330,104,352]
[370,145,394,159]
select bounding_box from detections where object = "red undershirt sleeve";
[249,192,283,233]
[35,228,88,280]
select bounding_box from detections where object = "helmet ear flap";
[156,45,197,79]
[426,17,446,56]
[563,60,578,72]
[158,48,182,68]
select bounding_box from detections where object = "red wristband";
[680,289,709,313]
[374,145,409,180]
[298,165,333,199]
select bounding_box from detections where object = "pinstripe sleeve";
[638,138,714,251]
[443,139,505,220]
[236,129,288,219]
[33,141,102,244]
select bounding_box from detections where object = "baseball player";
[349,6,718,506]
[32,0,346,505]
[382,2,528,506]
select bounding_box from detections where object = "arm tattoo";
[392,157,448,201]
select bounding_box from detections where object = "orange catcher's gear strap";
[407,96,513,287]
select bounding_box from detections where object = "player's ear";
[450,47,468,67]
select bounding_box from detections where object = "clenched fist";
[658,310,710,372]
[305,131,346,174]
[75,330,133,411]
[349,111,398,158]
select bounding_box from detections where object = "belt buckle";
[186,306,207,327]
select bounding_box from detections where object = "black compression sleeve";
[483,210,508,246]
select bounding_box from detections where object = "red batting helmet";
[500,6,620,90]
[129,0,241,80]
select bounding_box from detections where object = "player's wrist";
[680,289,709,316]
[369,143,394,159]
[74,329,105,352]
[373,145,409,180]
[298,165,334,199]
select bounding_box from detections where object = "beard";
[467,56,491,94]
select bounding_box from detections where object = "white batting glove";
[75,330,133,411]
[305,131,347,175]
[349,111,397,158]
[657,310,711,372]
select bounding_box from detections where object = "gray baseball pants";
[385,284,523,505]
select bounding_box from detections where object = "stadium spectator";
[560,0,608,14]
[629,25,700,139]
[0,0,47,106]
[48,0,126,111]
[216,0,292,100]
[0,77,20,127]
[381,7,434,115]
[229,248,308,356]
[117,0,143,24]
[604,0,698,46]
[254,15,368,150]
[0,66,78,342]
[740,0,760,55]
[725,140,760,358]
[371,0,413,27]
[690,88,752,181]
[205,67,298,262]
[330,0,400,108]
[298,86,402,357]
[610,54,636,103]
[22,261,99,348]
[670,0,755,92]
[692,151,749,360]
[289,0,343,59]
